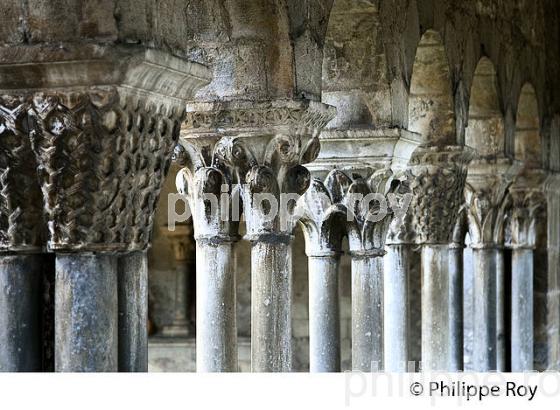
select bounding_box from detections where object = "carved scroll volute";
[0,96,43,251]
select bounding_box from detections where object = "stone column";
[507,173,546,371]
[0,98,45,371]
[495,247,507,372]
[160,223,195,338]
[118,251,148,372]
[448,239,465,370]
[0,255,44,371]
[408,146,472,371]
[180,100,334,372]
[0,48,210,372]
[384,241,414,372]
[464,158,518,371]
[175,156,239,372]
[297,178,346,372]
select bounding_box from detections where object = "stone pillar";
[495,247,507,372]
[448,241,464,371]
[507,174,545,371]
[175,164,239,372]
[55,253,118,372]
[161,224,195,338]
[118,251,148,372]
[408,146,472,371]
[179,100,334,372]
[471,246,498,370]
[297,177,347,372]
[308,253,341,372]
[384,242,414,372]
[0,48,211,372]
[0,97,45,371]
[352,252,385,371]
[0,255,44,371]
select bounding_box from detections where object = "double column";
[0,48,210,372]
[464,160,517,371]
[506,172,546,371]
[408,146,472,371]
[180,100,334,372]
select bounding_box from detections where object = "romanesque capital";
[407,145,474,245]
[506,170,547,249]
[464,158,521,247]
[297,167,405,257]
[179,99,335,241]
[0,48,211,252]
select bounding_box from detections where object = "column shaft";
[421,245,462,371]
[196,241,237,372]
[0,255,43,372]
[55,254,118,372]
[472,247,497,371]
[511,248,534,371]
[449,245,464,371]
[352,255,383,371]
[251,239,292,372]
[496,249,506,372]
[308,255,340,372]
[118,251,148,372]
[384,244,411,372]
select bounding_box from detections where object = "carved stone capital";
[0,49,211,252]
[178,99,334,239]
[464,158,521,246]
[297,168,403,255]
[408,145,474,245]
[505,169,547,249]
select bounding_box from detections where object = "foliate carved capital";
[464,158,521,246]
[297,167,404,256]
[505,170,547,249]
[408,145,474,245]
[0,49,211,253]
[178,100,334,239]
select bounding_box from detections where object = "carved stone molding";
[310,127,422,179]
[464,158,521,246]
[408,145,474,245]
[0,49,211,252]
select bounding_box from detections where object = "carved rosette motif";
[297,168,403,256]
[178,100,335,242]
[407,145,474,245]
[0,49,211,252]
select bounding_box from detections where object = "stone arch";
[466,57,505,157]
[321,0,391,129]
[514,83,542,167]
[408,30,455,145]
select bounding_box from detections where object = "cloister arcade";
[0,0,559,373]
